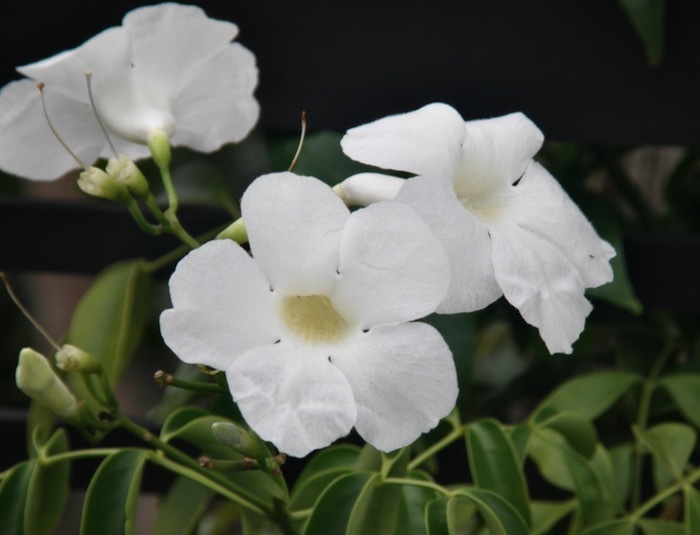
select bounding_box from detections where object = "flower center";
[457,193,504,223]
[280,295,348,344]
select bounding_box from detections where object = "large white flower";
[340,103,616,354]
[0,3,259,180]
[160,172,457,457]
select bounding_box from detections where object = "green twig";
[153,370,228,394]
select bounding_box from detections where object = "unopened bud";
[216,218,248,244]
[77,166,129,202]
[55,344,102,374]
[212,422,263,459]
[333,173,404,206]
[106,154,149,197]
[16,348,78,418]
[148,128,171,168]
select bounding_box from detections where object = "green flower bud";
[106,154,149,197]
[77,166,129,202]
[216,218,248,244]
[147,128,172,168]
[55,344,102,374]
[212,421,263,459]
[16,348,78,418]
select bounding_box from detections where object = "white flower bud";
[333,173,404,206]
[216,218,248,244]
[77,166,129,202]
[55,344,102,374]
[147,128,172,168]
[16,348,79,418]
[106,154,149,197]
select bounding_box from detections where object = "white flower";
[340,103,616,354]
[160,172,457,457]
[0,3,259,180]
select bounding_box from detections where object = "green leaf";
[0,461,35,535]
[451,488,530,535]
[589,444,624,512]
[66,259,151,385]
[529,428,613,527]
[25,429,70,535]
[686,486,700,535]
[345,473,403,535]
[302,472,375,535]
[580,519,636,535]
[634,422,696,487]
[533,371,641,421]
[466,419,531,525]
[81,449,148,535]
[425,498,450,535]
[608,444,633,506]
[509,424,533,462]
[617,0,666,66]
[397,470,440,535]
[539,411,599,459]
[660,374,700,428]
[531,500,576,535]
[152,476,214,535]
[290,445,361,510]
[171,159,238,214]
[638,518,684,535]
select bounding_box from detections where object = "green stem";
[383,477,451,497]
[408,424,464,471]
[124,196,163,235]
[40,448,120,465]
[631,464,700,521]
[159,164,179,213]
[630,346,673,509]
[154,370,228,394]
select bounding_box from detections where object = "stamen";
[1,272,61,352]
[287,111,307,172]
[37,83,87,170]
[84,70,118,157]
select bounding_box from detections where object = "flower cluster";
[2,4,614,458]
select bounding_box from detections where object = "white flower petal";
[227,342,356,458]
[124,3,239,90]
[243,173,349,295]
[489,223,593,354]
[455,112,544,197]
[0,80,104,180]
[398,176,503,312]
[170,43,259,151]
[334,172,404,206]
[332,323,457,452]
[160,240,281,370]
[341,103,466,178]
[505,162,616,288]
[331,201,450,327]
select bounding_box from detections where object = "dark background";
[2,1,699,144]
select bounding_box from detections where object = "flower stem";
[408,415,464,471]
[153,370,227,394]
[124,196,162,235]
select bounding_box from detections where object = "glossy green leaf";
[533,371,641,421]
[686,486,700,535]
[589,444,624,512]
[638,519,684,535]
[25,429,70,535]
[660,374,700,429]
[66,259,151,385]
[531,500,576,535]
[466,419,530,525]
[617,0,665,66]
[634,422,696,488]
[397,470,439,535]
[425,498,450,535]
[451,488,529,535]
[152,476,214,535]
[580,519,635,535]
[302,472,375,535]
[81,449,148,535]
[345,474,403,535]
[170,159,238,214]
[290,444,360,510]
[509,424,533,462]
[0,461,34,535]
